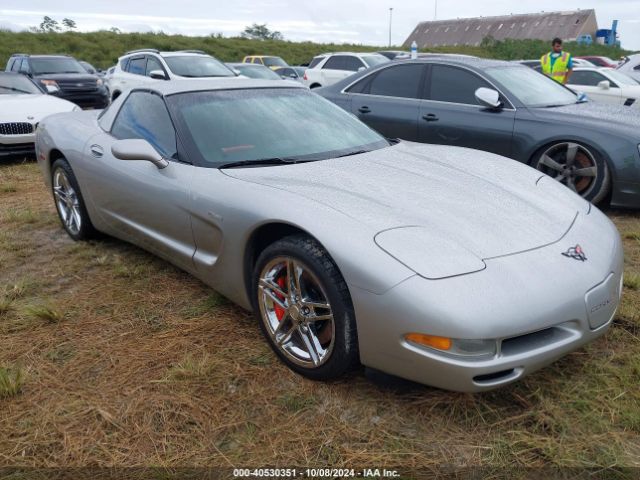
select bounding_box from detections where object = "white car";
[0,72,77,158]
[567,67,640,108]
[105,49,237,101]
[302,52,389,89]
[617,54,640,82]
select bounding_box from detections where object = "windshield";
[0,74,41,95]
[234,65,281,80]
[30,57,86,75]
[164,55,235,78]
[167,88,388,167]
[606,69,640,86]
[362,55,390,68]
[486,66,578,107]
[263,57,287,67]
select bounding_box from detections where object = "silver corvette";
[35,79,624,392]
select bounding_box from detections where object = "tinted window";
[120,58,130,71]
[362,55,390,68]
[308,57,324,69]
[128,57,146,75]
[252,58,262,64]
[429,65,491,104]
[234,65,281,80]
[10,59,20,72]
[368,64,423,98]
[323,56,364,72]
[263,57,287,67]
[570,70,612,87]
[111,92,177,159]
[145,56,164,76]
[19,59,30,73]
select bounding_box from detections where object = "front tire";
[532,141,610,204]
[251,235,359,380]
[51,158,97,241]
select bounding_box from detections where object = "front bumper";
[0,133,35,158]
[52,90,109,109]
[351,208,624,392]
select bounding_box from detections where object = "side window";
[145,56,164,77]
[428,65,491,105]
[322,56,344,70]
[570,71,614,87]
[308,57,323,69]
[111,92,177,159]
[368,64,424,98]
[120,58,130,71]
[128,57,146,75]
[342,56,366,72]
[10,59,20,72]
[253,58,262,64]
[19,59,30,73]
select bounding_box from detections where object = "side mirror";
[149,70,168,80]
[289,73,297,78]
[475,87,502,109]
[111,139,168,169]
[597,80,610,90]
[357,66,366,72]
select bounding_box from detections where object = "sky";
[1,1,638,50]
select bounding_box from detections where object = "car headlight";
[40,79,59,93]
[405,333,497,358]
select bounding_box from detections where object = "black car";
[6,54,109,109]
[317,57,640,208]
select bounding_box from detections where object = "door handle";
[90,144,104,158]
[422,113,439,122]
[358,106,371,114]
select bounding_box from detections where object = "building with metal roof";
[403,9,598,48]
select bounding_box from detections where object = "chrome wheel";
[53,168,82,236]
[258,257,335,368]
[535,142,599,197]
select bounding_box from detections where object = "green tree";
[62,18,77,31]
[109,27,121,34]
[241,23,283,41]
[39,16,60,33]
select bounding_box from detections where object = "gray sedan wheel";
[51,158,97,241]
[252,235,359,380]
[534,142,610,204]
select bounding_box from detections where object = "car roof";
[137,78,305,96]
[246,55,281,58]
[395,57,515,69]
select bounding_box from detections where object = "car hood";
[33,73,98,82]
[527,101,640,133]
[225,141,584,260]
[0,94,76,122]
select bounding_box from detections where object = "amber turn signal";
[405,333,452,351]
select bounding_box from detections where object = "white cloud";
[0,1,638,49]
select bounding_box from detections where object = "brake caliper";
[274,276,287,321]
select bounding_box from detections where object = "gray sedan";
[35,79,623,391]
[317,58,640,208]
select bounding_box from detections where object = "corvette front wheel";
[252,235,359,380]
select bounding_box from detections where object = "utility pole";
[434,0,438,20]
[388,7,393,47]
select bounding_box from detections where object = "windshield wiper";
[0,86,33,94]
[335,149,371,158]
[219,157,309,169]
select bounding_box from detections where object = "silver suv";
[105,49,237,101]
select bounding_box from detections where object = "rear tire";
[51,158,98,241]
[532,141,610,204]
[309,83,322,89]
[251,234,359,381]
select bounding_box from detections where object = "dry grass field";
[1,159,639,475]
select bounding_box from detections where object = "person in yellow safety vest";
[541,37,574,84]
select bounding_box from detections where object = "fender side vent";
[624,98,636,107]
